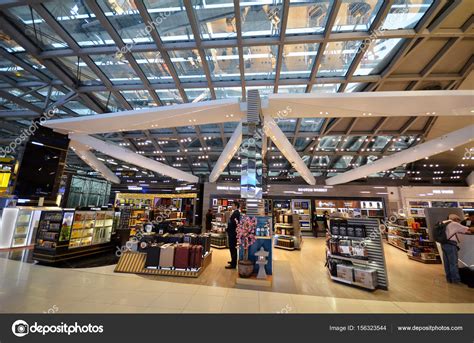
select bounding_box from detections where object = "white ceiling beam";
[44,99,244,134]
[326,124,474,185]
[209,122,242,183]
[265,90,474,118]
[69,134,199,183]
[69,141,120,184]
[263,115,316,185]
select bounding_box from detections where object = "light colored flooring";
[0,238,472,314]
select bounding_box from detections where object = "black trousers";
[228,233,237,267]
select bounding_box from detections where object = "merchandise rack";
[273,212,302,250]
[327,218,389,291]
[386,222,440,264]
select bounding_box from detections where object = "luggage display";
[189,245,203,269]
[174,243,191,269]
[159,243,175,268]
[168,233,184,244]
[198,233,211,253]
[138,235,156,252]
[180,226,202,234]
[184,233,199,245]
[145,243,163,268]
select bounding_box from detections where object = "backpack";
[433,221,454,244]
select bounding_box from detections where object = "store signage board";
[297,188,328,193]
[432,189,454,194]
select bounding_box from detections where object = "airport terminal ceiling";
[0,0,472,186]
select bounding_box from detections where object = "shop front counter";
[0,207,59,249]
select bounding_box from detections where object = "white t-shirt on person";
[445,221,470,243]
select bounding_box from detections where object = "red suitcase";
[174,243,190,269]
[191,245,203,269]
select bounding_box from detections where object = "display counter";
[0,207,59,249]
[32,209,117,263]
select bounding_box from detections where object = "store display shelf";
[327,253,370,265]
[387,241,408,252]
[331,234,367,241]
[408,255,441,264]
[275,223,294,227]
[329,275,376,290]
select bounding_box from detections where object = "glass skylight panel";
[169,49,206,83]
[300,118,324,132]
[205,48,241,81]
[381,0,434,30]
[287,0,332,35]
[355,38,403,75]
[332,0,384,32]
[372,136,391,151]
[185,88,212,102]
[281,43,318,79]
[91,54,140,83]
[344,136,367,151]
[224,122,238,133]
[7,6,68,50]
[393,136,416,150]
[121,90,157,109]
[317,41,362,77]
[44,0,114,47]
[155,89,183,104]
[0,59,39,82]
[215,87,242,99]
[97,0,153,45]
[57,56,102,85]
[194,0,236,40]
[143,0,194,41]
[133,52,173,83]
[93,91,125,111]
[64,101,97,115]
[294,138,309,151]
[240,1,283,37]
[311,83,340,93]
[243,45,278,80]
[345,82,364,92]
[278,85,306,94]
[14,53,55,79]
[200,124,221,133]
[176,126,196,134]
[0,29,25,52]
[277,118,297,133]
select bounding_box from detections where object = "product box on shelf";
[346,225,355,237]
[354,268,378,288]
[354,225,366,238]
[330,224,340,235]
[336,264,354,282]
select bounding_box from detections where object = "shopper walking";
[225,201,240,269]
[441,214,472,284]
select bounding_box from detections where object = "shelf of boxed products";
[326,218,389,291]
[386,222,439,263]
[273,212,301,250]
[35,211,64,250]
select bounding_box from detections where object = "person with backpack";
[436,214,473,284]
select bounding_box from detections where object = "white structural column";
[326,124,474,185]
[69,134,199,183]
[263,115,316,185]
[70,141,120,184]
[209,122,242,183]
[467,171,474,187]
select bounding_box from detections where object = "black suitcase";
[144,243,163,267]
[180,225,202,234]
[184,233,199,245]
[138,235,156,252]
[198,233,211,253]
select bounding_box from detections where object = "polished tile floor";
[0,244,473,313]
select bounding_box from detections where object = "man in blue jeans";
[442,214,472,284]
